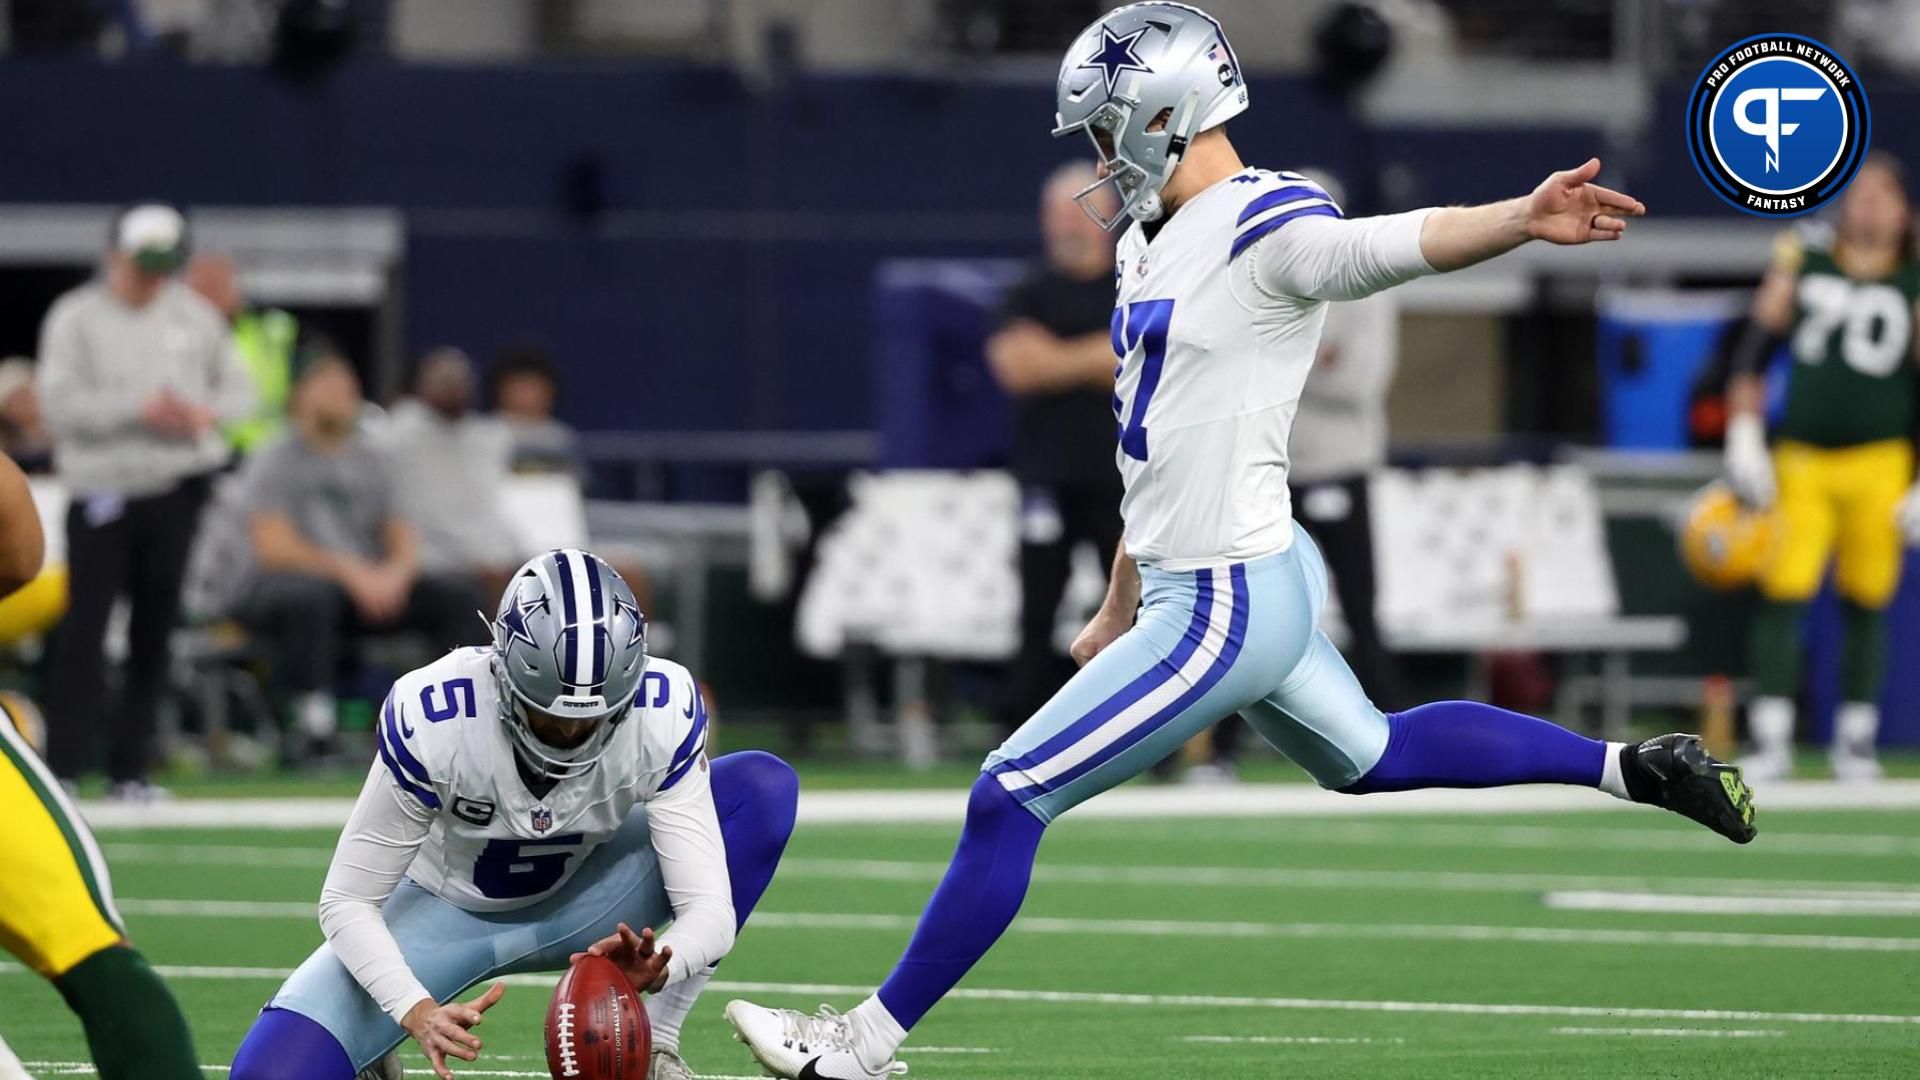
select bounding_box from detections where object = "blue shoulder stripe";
[660,732,708,792]
[378,735,441,809]
[380,693,432,788]
[1237,186,1331,226]
[661,690,710,791]
[1229,203,1341,262]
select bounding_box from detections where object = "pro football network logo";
[1686,33,1870,217]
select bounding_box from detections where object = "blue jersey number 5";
[1111,299,1174,461]
[420,678,476,723]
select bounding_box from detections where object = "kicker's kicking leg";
[727,562,1281,1079]
[1248,630,1756,843]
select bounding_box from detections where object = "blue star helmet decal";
[1078,24,1153,97]
[614,594,646,649]
[499,591,545,652]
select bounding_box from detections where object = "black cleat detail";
[1620,733,1757,844]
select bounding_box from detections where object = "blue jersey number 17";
[1111,299,1174,462]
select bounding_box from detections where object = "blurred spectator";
[235,352,477,758]
[382,347,522,598]
[481,342,656,614]
[36,204,255,797]
[0,359,54,473]
[184,252,300,456]
[986,163,1124,735]
[490,340,584,477]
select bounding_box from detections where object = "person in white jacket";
[229,549,799,1080]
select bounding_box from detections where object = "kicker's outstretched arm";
[1253,158,1646,302]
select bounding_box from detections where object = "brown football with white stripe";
[546,954,649,1080]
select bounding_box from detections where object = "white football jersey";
[375,645,709,912]
[1110,167,1343,569]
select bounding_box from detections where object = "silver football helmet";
[491,549,648,779]
[1053,3,1249,229]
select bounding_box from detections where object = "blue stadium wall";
[10,61,1911,432]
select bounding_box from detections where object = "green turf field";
[4,798,1918,1079]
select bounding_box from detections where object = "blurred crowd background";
[3,0,1919,798]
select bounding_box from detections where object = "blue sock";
[874,774,1046,1030]
[710,750,801,929]
[1343,700,1606,794]
[229,1008,354,1080]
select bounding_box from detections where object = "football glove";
[1897,482,1920,545]
[1723,412,1775,508]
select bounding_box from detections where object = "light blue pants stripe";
[984,531,1390,822]
[268,808,674,1070]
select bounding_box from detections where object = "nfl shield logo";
[530,807,553,834]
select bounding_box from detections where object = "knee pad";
[229,1008,355,1080]
[712,750,800,836]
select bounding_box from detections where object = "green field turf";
[3,800,1918,1079]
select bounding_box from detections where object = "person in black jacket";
[987,164,1125,735]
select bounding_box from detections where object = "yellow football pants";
[0,705,123,979]
[0,564,67,647]
[1760,439,1914,608]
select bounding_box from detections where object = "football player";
[230,549,800,1080]
[0,447,201,1080]
[1721,151,1920,781]
[723,6,1755,1078]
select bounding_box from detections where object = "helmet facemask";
[1053,82,1205,230]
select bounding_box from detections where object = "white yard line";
[708,980,1920,1027]
[749,911,1920,953]
[19,1061,746,1079]
[74,779,1920,830]
[96,844,1920,898]
[1549,1027,1786,1039]
[783,857,1920,898]
[103,843,331,867]
[7,964,1915,1026]
[1181,1035,1401,1045]
[1543,890,1920,917]
[119,899,315,918]
[1189,820,1920,859]
[104,901,1920,953]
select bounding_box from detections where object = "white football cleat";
[649,1047,697,1080]
[724,1000,904,1080]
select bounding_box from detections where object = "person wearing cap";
[184,252,299,456]
[35,204,256,798]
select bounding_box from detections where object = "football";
[545,954,650,1080]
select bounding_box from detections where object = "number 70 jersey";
[373,645,710,912]
[1109,167,1342,571]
